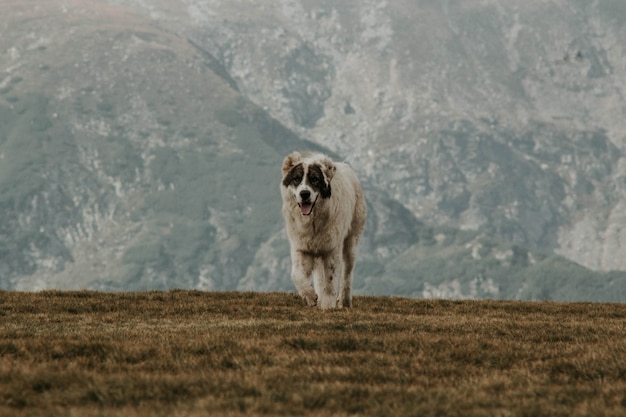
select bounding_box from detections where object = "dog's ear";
[282,152,302,175]
[321,157,336,182]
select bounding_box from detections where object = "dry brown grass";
[1,290,625,416]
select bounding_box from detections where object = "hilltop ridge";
[1,290,625,416]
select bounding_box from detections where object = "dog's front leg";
[291,251,317,307]
[317,252,342,309]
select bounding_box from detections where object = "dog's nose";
[300,190,311,201]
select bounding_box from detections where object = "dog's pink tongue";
[300,203,313,215]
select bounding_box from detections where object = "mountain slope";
[180,0,626,271]
[0,1,421,294]
[1,0,625,301]
[1,1,284,290]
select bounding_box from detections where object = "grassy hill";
[1,291,625,416]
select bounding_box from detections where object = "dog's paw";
[318,292,338,310]
[338,295,352,309]
[302,290,318,307]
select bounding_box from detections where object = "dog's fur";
[281,151,366,309]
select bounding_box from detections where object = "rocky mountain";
[1,0,625,301]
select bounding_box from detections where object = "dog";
[280,151,366,309]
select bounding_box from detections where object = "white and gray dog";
[280,151,366,309]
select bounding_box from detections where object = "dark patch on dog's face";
[308,164,331,199]
[282,163,304,188]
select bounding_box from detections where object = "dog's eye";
[292,175,302,185]
[310,175,321,185]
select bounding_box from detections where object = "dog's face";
[282,152,335,216]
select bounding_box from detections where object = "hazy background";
[1,0,625,301]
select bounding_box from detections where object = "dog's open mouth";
[299,201,315,216]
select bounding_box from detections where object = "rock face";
[1,1,625,300]
[187,0,626,271]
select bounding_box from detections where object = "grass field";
[1,291,625,416]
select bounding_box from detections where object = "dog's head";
[281,152,336,216]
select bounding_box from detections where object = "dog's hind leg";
[291,251,317,307]
[338,237,358,308]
